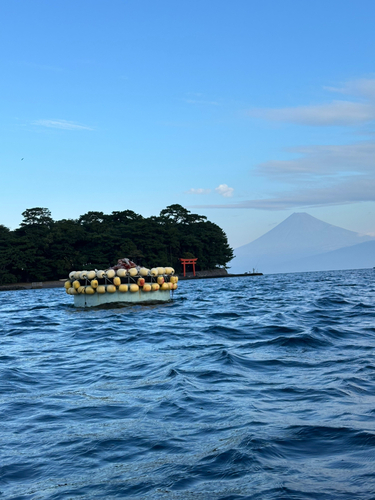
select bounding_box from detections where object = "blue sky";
[1,0,375,247]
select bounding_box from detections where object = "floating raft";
[64,264,178,308]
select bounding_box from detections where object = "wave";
[1,269,375,499]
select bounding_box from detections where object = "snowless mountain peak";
[230,213,374,274]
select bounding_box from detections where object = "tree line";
[0,204,234,285]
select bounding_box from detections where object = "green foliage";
[0,205,234,285]
[20,207,53,227]
[0,225,18,284]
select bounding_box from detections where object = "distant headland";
[0,204,234,286]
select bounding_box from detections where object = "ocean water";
[1,269,375,500]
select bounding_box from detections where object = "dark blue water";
[1,269,375,500]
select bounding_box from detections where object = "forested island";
[0,204,234,285]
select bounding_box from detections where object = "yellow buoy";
[157,267,165,275]
[97,285,106,294]
[170,276,178,284]
[161,282,169,291]
[119,284,128,292]
[96,270,105,279]
[137,278,145,287]
[69,271,76,280]
[116,268,127,277]
[139,267,149,276]
[168,282,173,290]
[68,287,77,295]
[64,281,71,289]
[87,270,96,280]
[107,284,116,293]
[157,276,164,285]
[129,284,139,292]
[74,271,81,280]
[80,271,88,279]
[65,288,70,294]
[151,283,160,291]
[73,280,80,289]
[85,286,95,295]
[129,268,138,277]
[172,283,178,290]
[78,286,86,294]
[106,269,116,279]
[91,279,98,288]
[150,268,158,276]
[165,267,173,275]
[113,276,121,286]
[143,284,151,292]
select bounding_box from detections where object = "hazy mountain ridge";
[230,213,375,274]
[277,240,375,273]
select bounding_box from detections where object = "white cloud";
[249,101,375,126]
[186,188,211,195]
[324,78,375,98]
[192,139,375,210]
[215,184,234,197]
[34,119,93,131]
[185,99,219,106]
[193,78,375,212]
[257,141,375,178]
[248,77,375,126]
[192,177,375,211]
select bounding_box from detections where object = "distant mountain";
[277,240,375,273]
[230,212,374,274]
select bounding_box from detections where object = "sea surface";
[1,269,375,500]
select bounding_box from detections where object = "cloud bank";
[249,101,375,126]
[192,138,375,210]
[194,78,375,211]
[192,178,375,211]
[324,78,375,98]
[248,78,375,126]
[257,141,375,177]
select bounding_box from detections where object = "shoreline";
[0,273,263,292]
[178,273,263,280]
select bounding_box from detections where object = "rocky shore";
[0,281,65,292]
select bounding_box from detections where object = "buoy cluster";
[64,266,178,295]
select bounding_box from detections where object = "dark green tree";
[20,207,53,228]
[13,207,55,281]
[0,225,17,284]
[0,204,234,284]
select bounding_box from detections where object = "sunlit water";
[1,269,375,499]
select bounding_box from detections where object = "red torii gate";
[179,258,198,277]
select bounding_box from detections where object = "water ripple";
[1,269,375,499]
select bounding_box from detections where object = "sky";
[1,0,375,248]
